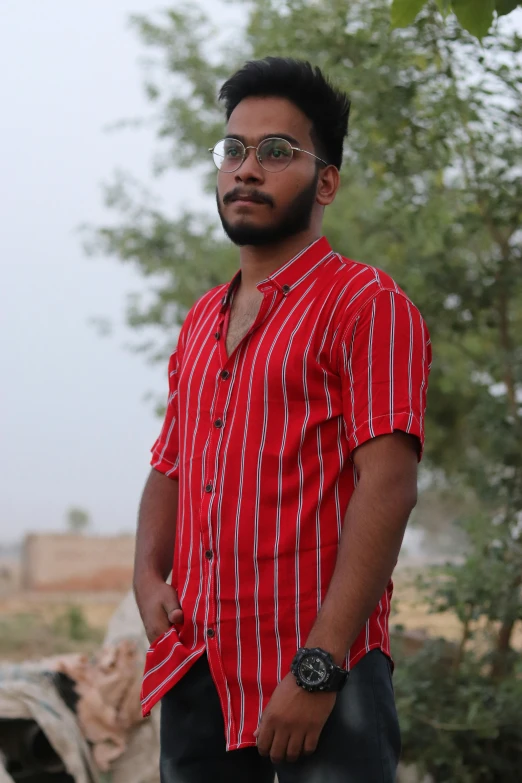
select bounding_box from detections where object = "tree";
[391,0,521,40]
[66,507,91,534]
[87,1,522,777]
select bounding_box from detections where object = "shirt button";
[207,628,215,638]
[282,284,291,294]
[205,550,213,560]
[214,331,221,340]
[205,483,213,493]
[221,370,230,380]
[214,418,223,428]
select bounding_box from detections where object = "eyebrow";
[225,133,301,147]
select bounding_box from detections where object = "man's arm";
[256,290,429,763]
[305,430,418,660]
[133,468,183,644]
[255,431,418,764]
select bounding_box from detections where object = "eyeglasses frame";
[208,136,329,173]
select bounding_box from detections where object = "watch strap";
[327,663,349,691]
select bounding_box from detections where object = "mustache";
[223,188,274,207]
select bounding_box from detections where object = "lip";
[229,199,267,208]
[228,194,268,205]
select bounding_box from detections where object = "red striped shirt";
[141,237,431,749]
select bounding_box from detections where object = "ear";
[316,165,340,207]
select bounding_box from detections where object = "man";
[134,58,431,783]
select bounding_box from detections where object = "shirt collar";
[220,237,334,311]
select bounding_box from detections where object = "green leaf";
[451,0,495,37]
[391,0,427,27]
[495,0,520,16]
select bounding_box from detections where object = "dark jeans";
[160,650,401,783]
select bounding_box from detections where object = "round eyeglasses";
[209,137,328,173]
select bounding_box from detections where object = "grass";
[0,606,105,662]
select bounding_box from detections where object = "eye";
[261,139,292,160]
[267,145,291,159]
[225,146,240,158]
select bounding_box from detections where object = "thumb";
[167,607,184,623]
[165,596,184,625]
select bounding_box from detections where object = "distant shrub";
[395,639,522,783]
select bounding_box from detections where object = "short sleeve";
[150,349,180,478]
[339,290,431,460]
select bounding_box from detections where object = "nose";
[234,146,265,185]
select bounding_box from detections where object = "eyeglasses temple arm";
[295,147,329,167]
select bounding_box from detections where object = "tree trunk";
[490,618,515,679]
[453,614,471,672]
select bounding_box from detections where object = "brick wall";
[21,533,135,591]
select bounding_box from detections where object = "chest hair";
[225,292,263,356]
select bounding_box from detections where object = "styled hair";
[218,57,350,170]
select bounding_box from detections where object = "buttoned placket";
[200,281,288,652]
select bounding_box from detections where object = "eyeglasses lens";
[212,138,294,172]
[257,138,293,171]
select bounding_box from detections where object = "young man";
[134,58,431,783]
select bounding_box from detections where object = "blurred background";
[1,1,521,782]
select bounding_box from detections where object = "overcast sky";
[0,0,234,543]
[1,3,520,546]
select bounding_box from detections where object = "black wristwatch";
[291,647,349,693]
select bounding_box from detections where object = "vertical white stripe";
[334,416,344,541]
[154,411,177,467]
[212,349,245,744]
[405,299,414,433]
[315,427,324,614]
[389,292,395,430]
[180,343,218,607]
[419,311,427,434]
[346,325,359,447]
[233,293,290,744]
[177,303,222,573]
[367,299,377,438]
[295,328,314,646]
[273,302,314,680]
[253,283,316,728]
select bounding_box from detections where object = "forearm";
[133,468,179,589]
[305,470,416,664]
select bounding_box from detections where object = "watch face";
[298,655,328,686]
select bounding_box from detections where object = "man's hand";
[254,673,336,764]
[134,575,184,645]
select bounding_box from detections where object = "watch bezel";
[296,653,330,688]
[291,647,338,692]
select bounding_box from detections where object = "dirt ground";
[0,571,520,662]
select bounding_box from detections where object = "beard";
[216,171,319,247]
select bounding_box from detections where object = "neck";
[238,228,321,293]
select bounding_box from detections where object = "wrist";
[133,567,168,596]
[304,635,346,667]
[291,647,348,693]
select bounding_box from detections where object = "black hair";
[218,57,350,170]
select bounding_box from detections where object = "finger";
[269,731,291,765]
[303,730,320,756]
[256,724,275,758]
[166,607,184,624]
[163,592,184,625]
[285,733,305,763]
